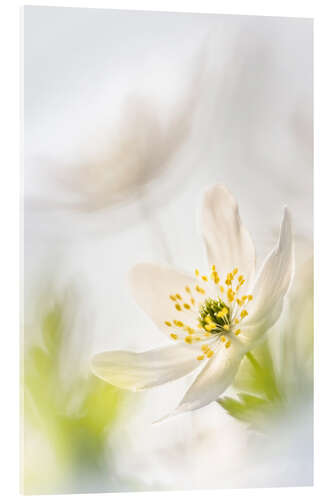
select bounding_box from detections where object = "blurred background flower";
[23,6,313,494]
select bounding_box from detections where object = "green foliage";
[218,345,283,429]
[218,259,314,430]
[23,305,127,493]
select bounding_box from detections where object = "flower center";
[198,298,231,334]
[164,265,253,361]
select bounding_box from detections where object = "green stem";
[246,351,261,371]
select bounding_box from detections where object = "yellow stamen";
[185,336,192,344]
[235,329,241,335]
[227,288,235,302]
[205,323,216,332]
[220,335,226,342]
[173,320,183,327]
[197,355,204,361]
[195,269,200,277]
[164,321,172,327]
[169,295,176,301]
[184,303,191,310]
[185,286,191,293]
[206,350,214,358]
[175,304,182,311]
[225,340,231,348]
[170,333,178,340]
[176,294,182,300]
[216,308,228,318]
[223,324,230,331]
[201,344,209,352]
[240,309,248,319]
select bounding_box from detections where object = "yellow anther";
[202,275,208,282]
[185,336,193,344]
[164,321,172,327]
[220,335,226,342]
[220,286,224,294]
[195,285,205,294]
[201,344,209,352]
[194,336,201,341]
[216,309,226,318]
[248,295,253,301]
[205,322,217,332]
[185,286,191,293]
[170,333,178,340]
[185,326,195,334]
[173,320,183,327]
[211,265,216,271]
[233,268,238,276]
[242,296,247,301]
[175,304,182,311]
[205,314,213,322]
[184,303,191,310]
[235,318,239,324]
[197,355,205,361]
[225,341,231,348]
[176,294,182,300]
[190,297,195,305]
[235,329,241,335]
[206,350,214,358]
[195,269,200,277]
[223,324,230,331]
[236,298,243,306]
[240,309,248,318]
[210,267,220,284]
[204,332,212,337]
[169,295,176,301]
[227,288,235,302]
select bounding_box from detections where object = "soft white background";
[0,0,332,499]
[21,4,314,493]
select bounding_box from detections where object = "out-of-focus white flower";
[91,185,293,419]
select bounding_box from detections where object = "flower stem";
[246,351,261,371]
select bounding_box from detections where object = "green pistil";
[198,298,230,332]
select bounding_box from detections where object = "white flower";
[91,185,294,419]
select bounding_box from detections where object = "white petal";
[129,263,204,336]
[91,343,202,391]
[241,208,294,341]
[201,185,256,290]
[159,339,246,420]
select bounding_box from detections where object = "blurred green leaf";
[23,303,129,494]
[218,258,313,430]
[218,392,269,424]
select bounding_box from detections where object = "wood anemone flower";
[91,185,294,421]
